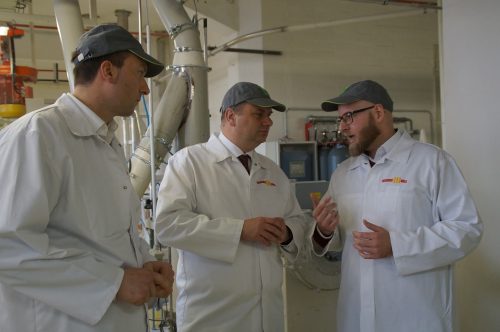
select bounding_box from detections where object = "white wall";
[260,0,438,144]
[441,1,500,330]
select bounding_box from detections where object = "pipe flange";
[168,22,195,39]
[166,64,211,72]
[174,47,203,53]
[156,137,170,147]
[131,152,165,168]
[135,144,150,153]
[131,152,152,167]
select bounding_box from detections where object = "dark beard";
[348,114,380,157]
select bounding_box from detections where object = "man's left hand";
[143,261,175,298]
[352,219,393,259]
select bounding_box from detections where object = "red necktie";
[238,154,251,174]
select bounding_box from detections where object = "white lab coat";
[0,94,153,332]
[155,134,313,332]
[329,130,482,332]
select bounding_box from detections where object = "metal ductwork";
[52,0,210,197]
[151,0,210,149]
[129,0,210,196]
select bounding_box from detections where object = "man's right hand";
[116,267,158,306]
[241,217,287,246]
[311,194,338,236]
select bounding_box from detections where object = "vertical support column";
[115,9,132,30]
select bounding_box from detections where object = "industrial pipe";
[52,0,84,91]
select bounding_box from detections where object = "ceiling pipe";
[350,0,441,10]
[209,9,430,56]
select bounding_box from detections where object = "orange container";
[0,64,37,118]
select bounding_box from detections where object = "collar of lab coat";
[208,133,273,170]
[55,93,117,139]
[348,130,415,171]
[218,132,248,157]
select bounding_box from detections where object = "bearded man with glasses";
[311,79,482,332]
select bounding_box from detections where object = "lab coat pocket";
[84,184,132,239]
[376,184,400,213]
[252,179,287,217]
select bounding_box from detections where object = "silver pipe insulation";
[128,0,210,196]
[152,0,209,148]
[129,70,190,196]
[175,60,208,149]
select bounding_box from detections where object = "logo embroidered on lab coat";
[256,179,276,186]
[381,176,408,184]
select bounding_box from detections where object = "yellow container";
[0,104,26,118]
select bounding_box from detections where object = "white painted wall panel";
[441,1,500,331]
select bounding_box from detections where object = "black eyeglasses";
[336,105,375,125]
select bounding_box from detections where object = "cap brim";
[129,49,165,77]
[248,97,286,112]
[321,95,361,112]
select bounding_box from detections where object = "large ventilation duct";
[129,70,191,196]
[151,0,209,148]
[129,0,209,196]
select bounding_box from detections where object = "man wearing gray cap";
[0,24,173,331]
[155,81,338,332]
[315,80,482,332]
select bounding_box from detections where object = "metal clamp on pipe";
[168,21,196,39]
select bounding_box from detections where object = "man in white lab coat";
[0,24,174,332]
[317,80,483,332]
[155,82,338,332]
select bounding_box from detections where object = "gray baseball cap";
[220,82,286,112]
[321,80,393,112]
[73,24,164,77]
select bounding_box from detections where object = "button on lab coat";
[329,131,482,332]
[156,134,313,332]
[0,94,153,332]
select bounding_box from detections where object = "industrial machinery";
[0,24,37,125]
